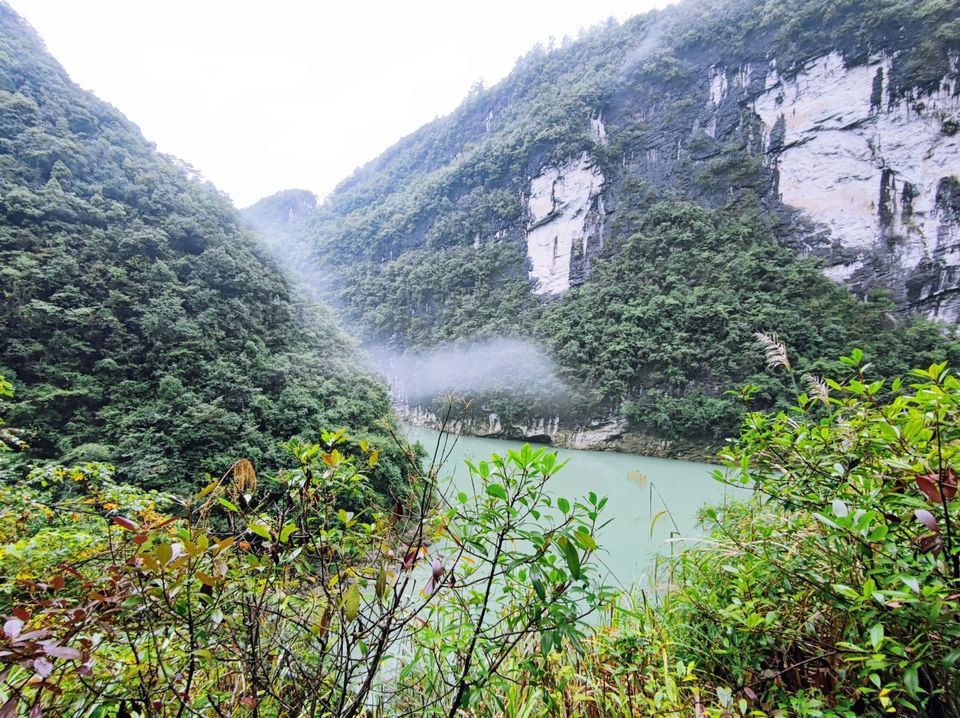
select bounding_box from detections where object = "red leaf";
[111,516,140,532]
[41,643,81,660]
[915,509,939,532]
[33,656,53,678]
[29,704,41,718]
[57,564,83,579]
[3,618,23,639]
[916,474,942,503]
[0,698,17,718]
[944,468,958,501]
[401,545,425,571]
[17,629,50,642]
[919,533,943,554]
[318,608,331,640]
[133,534,148,545]
[12,607,29,622]
[50,575,64,592]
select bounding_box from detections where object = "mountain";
[0,4,403,494]
[248,0,959,455]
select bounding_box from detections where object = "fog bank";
[368,337,566,406]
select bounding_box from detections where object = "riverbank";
[397,403,721,462]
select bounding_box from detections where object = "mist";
[368,338,567,407]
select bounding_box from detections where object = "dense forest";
[3,337,960,716]
[248,0,960,454]
[1,0,959,715]
[0,5,405,495]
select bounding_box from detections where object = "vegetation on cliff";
[248,0,960,448]
[0,6,403,494]
[3,347,959,716]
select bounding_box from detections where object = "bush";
[0,374,608,717]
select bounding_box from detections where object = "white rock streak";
[590,111,608,144]
[525,153,604,295]
[752,51,960,296]
[705,65,728,137]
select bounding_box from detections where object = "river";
[402,425,745,590]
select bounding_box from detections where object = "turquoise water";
[402,426,745,589]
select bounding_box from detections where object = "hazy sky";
[9,1,671,207]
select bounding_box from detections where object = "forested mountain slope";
[249,0,960,454]
[0,5,401,493]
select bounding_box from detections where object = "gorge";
[2,0,960,714]
[245,0,960,456]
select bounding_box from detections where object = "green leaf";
[650,510,668,538]
[375,569,387,602]
[248,523,271,540]
[868,623,884,651]
[833,584,860,600]
[217,497,239,512]
[343,583,361,622]
[904,665,920,697]
[558,536,581,580]
[156,542,172,566]
[557,497,570,514]
[279,523,297,544]
[813,513,841,530]
[486,483,507,500]
[196,480,218,500]
[573,530,597,551]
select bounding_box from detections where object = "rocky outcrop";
[397,403,713,459]
[516,50,959,318]
[525,153,605,295]
[743,51,960,320]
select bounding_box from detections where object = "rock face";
[396,402,713,459]
[248,2,960,457]
[525,153,605,295]
[745,51,960,320]
[530,50,960,319]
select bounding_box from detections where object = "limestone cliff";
[734,52,959,319]
[248,0,959,454]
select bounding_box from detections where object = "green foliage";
[0,420,607,717]
[337,242,540,347]
[0,374,25,453]
[542,202,955,438]
[661,355,960,715]
[674,0,960,96]
[248,0,958,453]
[0,7,400,493]
[399,444,611,714]
[447,357,960,717]
[6,352,960,714]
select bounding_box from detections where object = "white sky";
[9,1,671,207]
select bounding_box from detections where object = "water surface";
[403,426,744,589]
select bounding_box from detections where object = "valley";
[1,0,959,715]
